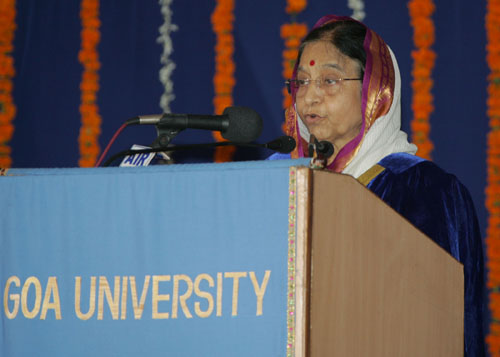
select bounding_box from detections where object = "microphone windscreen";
[222,106,263,143]
[266,136,296,154]
[317,140,334,157]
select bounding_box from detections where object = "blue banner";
[0,159,308,356]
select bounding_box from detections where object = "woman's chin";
[308,130,332,143]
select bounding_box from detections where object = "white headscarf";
[342,49,417,178]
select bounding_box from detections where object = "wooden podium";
[292,168,463,356]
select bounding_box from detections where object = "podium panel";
[304,170,464,356]
[1,160,307,356]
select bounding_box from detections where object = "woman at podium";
[270,15,485,356]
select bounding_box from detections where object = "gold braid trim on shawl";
[357,164,385,186]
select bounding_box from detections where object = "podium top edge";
[3,158,312,177]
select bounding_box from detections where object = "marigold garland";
[486,0,500,354]
[0,0,17,168]
[211,0,235,162]
[281,23,308,111]
[408,0,435,160]
[280,4,308,114]
[78,0,101,167]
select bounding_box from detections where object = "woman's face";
[295,41,363,154]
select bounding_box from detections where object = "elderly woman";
[270,15,485,355]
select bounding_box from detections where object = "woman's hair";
[297,20,367,78]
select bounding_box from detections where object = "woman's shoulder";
[368,153,477,223]
[368,152,480,258]
[376,152,462,190]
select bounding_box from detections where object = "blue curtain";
[10,1,487,250]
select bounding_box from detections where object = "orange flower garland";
[78,0,101,167]
[486,0,500,354]
[408,0,435,160]
[280,3,308,110]
[211,0,236,162]
[286,0,306,14]
[0,0,17,168]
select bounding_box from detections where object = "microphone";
[265,135,296,154]
[308,135,334,159]
[316,140,334,157]
[307,135,335,169]
[128,106,263,143]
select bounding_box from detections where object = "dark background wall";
[10,2,487,256]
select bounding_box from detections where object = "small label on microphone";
[120,145,155,167]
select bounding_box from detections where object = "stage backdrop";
[6,1,487,232]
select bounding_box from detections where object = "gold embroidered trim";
[357,164,385,187]
[287,167,297,356]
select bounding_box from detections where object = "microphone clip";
[152,125,182,149]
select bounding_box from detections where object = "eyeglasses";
[285,77,362,96]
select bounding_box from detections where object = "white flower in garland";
[158,0,178,113]
[348,0,366,21]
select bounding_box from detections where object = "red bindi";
[309,60,315,66]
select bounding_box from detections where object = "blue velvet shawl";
[268,152,486,356]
